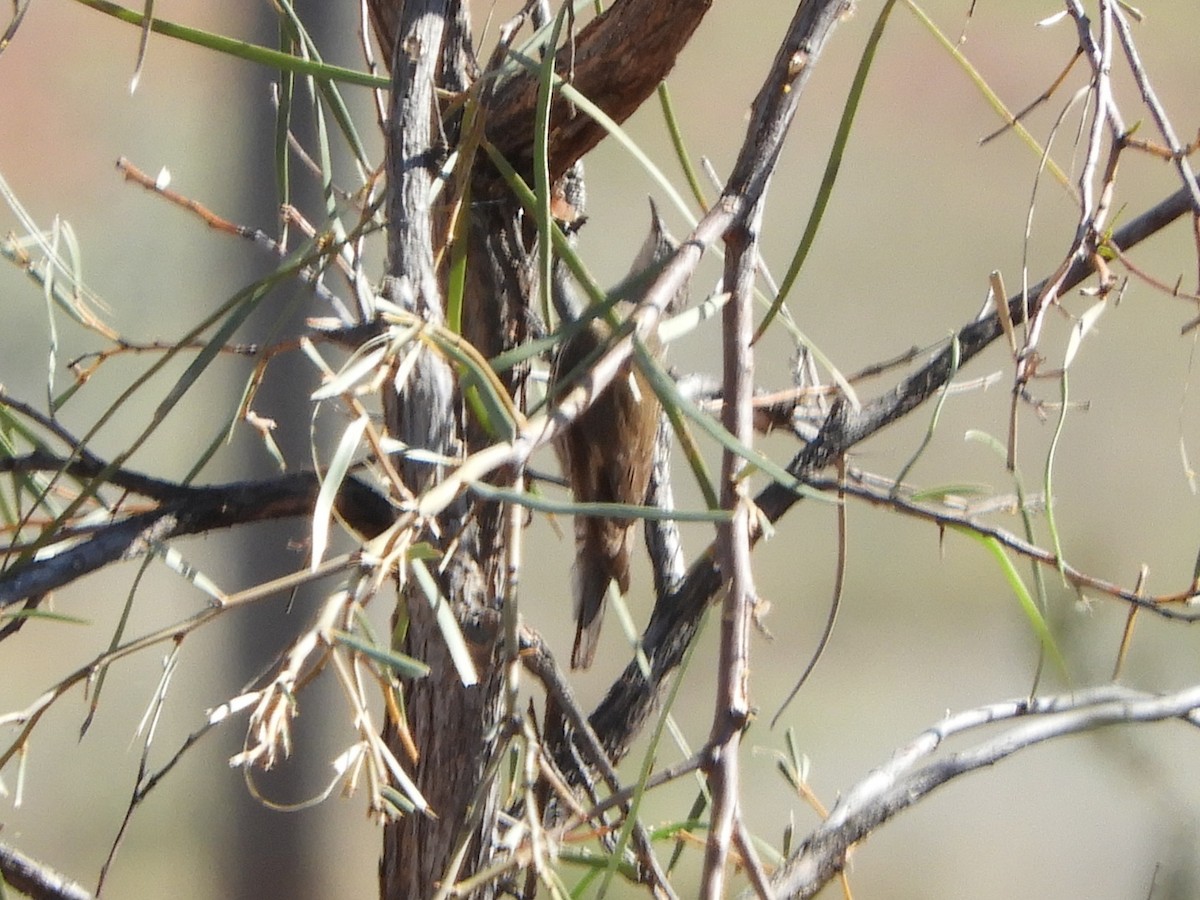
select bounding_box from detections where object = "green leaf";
[330,628,430,679]
[468,481,731,522]
[506,50,697,228]
[312,414,368,571]
[0,608,89,625]
[894,332,959,490]
[956,527,1067,677]
[1062,300,1107,370]
[70,0,389,88]
[409,557,479,687]
[657,81,709,211]
[904,0,1071,191]
[634,340,835,505]
[533,5,568,328]
[761,0,898,342]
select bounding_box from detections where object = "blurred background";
[2,1,1200,897]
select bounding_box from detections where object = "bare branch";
[0,459,394,607]
[701,191,764,897]
[0,843,92,900]
[761,684,1200,898]
[485,0,714,183]
[804,471,1200,618]
[589,182,1197,773]
[1111,2,1200,214]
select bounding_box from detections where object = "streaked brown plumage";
[551,203,677,669]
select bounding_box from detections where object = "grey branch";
[759,684,1200,898]
[590,181,1197,775]
[0,456,394,608]
[0,842,92,900]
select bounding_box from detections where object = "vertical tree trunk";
[376,4,529,897]
[370,1,715,894]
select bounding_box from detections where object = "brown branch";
[484,0,713,183]
[806,472,1200,617]
[701,192,763,896]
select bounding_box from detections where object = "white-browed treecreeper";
[551,201,679,669]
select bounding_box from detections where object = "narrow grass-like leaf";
[379,785,417,817]
[494,67,861,414]
[409,557,479,686]
[330,628,431,679]
[487,330,561,376]
[0,0,34,53]
[600,593,708,897]
[377,739,429,813]
[656,290,729,345]
[83,555,155,737]
[0,608,88,625]
[634,341,832,504]
[276,0,371,172]
[42,219,63,408]
[273,19,295,221]
[631,339,721,509]
[155,543,226,602]
[1044,371,1069,579]
[130,0,153,92]
[761,0,897,342]
[894,333,959,490]
[152,279,273,423]
[506,52,697,228]
[70,0,389,88]
[10,248,312,571]
[506,0,593,75]
[481,143,608,310]
[1063,299,1107,370]
[446,178,470,336]
[311,413,368,571]
[791,323,861,411]
[559,847,638,880]
[964,428,1007,459]
[424,328,521,442]
[657,82,709,211]
[966,428,1062,676]
[0,409,71,521]
[0,171,115,339]
[955,526,1067,677]
[468,481,730,521]
[533,6,568,327]
[904,0,1071,191]
[310,343,389,400]
[275,2,338,224]
[667,795,709,874]
[909,483,993,502]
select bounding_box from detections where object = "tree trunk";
[376,4,529,898]
[370,1,713,895]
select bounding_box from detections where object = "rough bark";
[366,1,720,895]
[484,0,712,183]
[375,4,510,899]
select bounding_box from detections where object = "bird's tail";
[570,518,632,669]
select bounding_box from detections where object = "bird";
[550,201,678,669]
